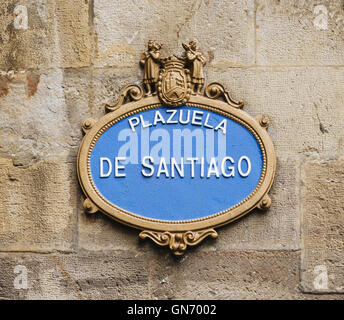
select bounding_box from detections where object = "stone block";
[91,67,139,119]
[0,0,92,70]
[60,68,93,161]
[209,67,344,155]
[150,250,301,299]
[78,207,144,252]
[300,158,344,293]
[256,0,344,66]
[0,159,77,252]
[0,70,92,165]
[93,0,255,68]
[0,251,150,299]
[55,0,93,68]
[200,156,300,251]
[0,0,57,70]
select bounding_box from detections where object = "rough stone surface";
[0,0,92,70]
[0,69,92,165]
[300,158,344,293]
[78,208,144,252]
[0,0,56,70]
[93,0,255,68]
[256,0,344,66]
[60,68,93,160]
[210,67,344,156]
[92,67,139,119]
[0,251,150,299]
[200,156,300,251]
[0,158,76,252]
[55,0,93,68]
[0,70,70,165]
[1,250,343,300]
[149,250,344,300]
[0,0,343,299]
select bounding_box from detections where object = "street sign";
[77,41,276,255]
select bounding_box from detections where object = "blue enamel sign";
[77,44,276,255]
[88,105,263,221]
[78,46,276,255]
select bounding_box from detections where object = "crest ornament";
[158,56,191,107]
[78,40,277,255]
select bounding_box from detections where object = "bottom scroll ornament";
[139,229,218,255]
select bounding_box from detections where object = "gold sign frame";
[77,85,276,255]
[77,41,276,255]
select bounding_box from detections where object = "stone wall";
[0,0,343,299]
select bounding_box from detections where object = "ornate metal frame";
[78,86,276,255]
[77,41,276,255]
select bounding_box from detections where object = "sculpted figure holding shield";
[183,40,206,95]
[140,40,162,96]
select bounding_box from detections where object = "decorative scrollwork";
[82,118,96,134]
[255,114,270,129]
[83,198,98,214]
[257,194,272,211]
[106,85,144,112]
[205,82,244,109]
[139,229,218,255]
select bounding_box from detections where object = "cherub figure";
[140,40,162,96]
[183,41,206,95]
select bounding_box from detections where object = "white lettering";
[215,119,227,134]
[204,113,213,129]
[115,157,126,177]
[186,157,198,178]
[141,156,154,177]
[14,265,28,289]
[150,129,170,162]
[313,265,329,290]
[238,156,251,177]
[157,157,169,177]
[179,110,190,124]
[100,157,112,177]
[314,5,328,30]
[191,110,204,126]
[128,117,139,132]
[140,115,152,128]
[207,157,220,178]
[166,109,178,124]
[118,129,138,164]
[153,110,166,125]
[221,157,235,177]
[173,129,204,161]
[171,157,184,178]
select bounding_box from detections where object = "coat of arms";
[158,56,191,106]
[138,40,206,106]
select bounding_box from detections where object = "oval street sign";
[77,42,276,255]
